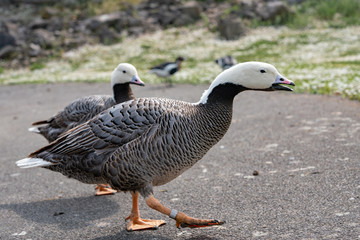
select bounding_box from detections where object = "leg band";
[169,209,178,219]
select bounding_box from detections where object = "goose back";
[35,95,117,142]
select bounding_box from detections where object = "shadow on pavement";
[94,230,173,240]
[1,195,120,230]
[93,230,220,240]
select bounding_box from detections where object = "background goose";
[28,62,145,196]
[215,55,237,70]
[149,56,185,86]
[17,61,294,231]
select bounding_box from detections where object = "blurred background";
[0,0,359,100]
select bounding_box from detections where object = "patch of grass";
[238,39,278,51]
[234,39,281,62]
[315,0,360,23]
[340,48,360,57]
[330,61,360,66]
[285,0,360,28]
[69,59,83,71]
[221,5,240,19]
[30,62,46,71]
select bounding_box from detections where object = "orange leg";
[95,184,117,196]
[145,195,225,228]
[126,192,166,231]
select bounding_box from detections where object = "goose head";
[176,56,185,62]
[111,63,145,88]
[199,61,295,104]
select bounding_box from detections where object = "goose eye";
[260,69,266,73]
[122,70,126,74]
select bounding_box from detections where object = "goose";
[17,61,295,231]
[28,63,145,196]
[215,55,237,70]
[149,56,185,86]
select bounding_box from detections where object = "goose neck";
[198,83,247,106]
[113,83,134,103]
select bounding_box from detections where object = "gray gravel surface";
[0,83,359,240]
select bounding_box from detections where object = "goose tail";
[16,157,53,168]
[28,126,40,133]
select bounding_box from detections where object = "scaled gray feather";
[30,97,232,197]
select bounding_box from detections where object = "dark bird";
[17,61,294,231]
[149,56,185,86]
[215,55,237,70]
[28,63,145,196]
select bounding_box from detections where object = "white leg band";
[169,209,178,219]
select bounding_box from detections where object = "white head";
[198,61,294,104]
[111,63,145,88]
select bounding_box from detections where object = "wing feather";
[30,98,164,158]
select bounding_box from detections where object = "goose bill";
[131,75,145,86]
[272,75,295,91]
[272,82,294,91]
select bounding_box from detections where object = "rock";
[157,11,177,26]
[0,45,17,59]
[10,0,58,4]
[0,31,16,49]
[46,17,63,32]
[96,26,119,45]
[84,18,102,32]
[256,1,290,21]
[0,0,11,6]
[16,26,29,45]
[94,11,125,27]
[62,35,87,49]
[29,17,48,29]
[287,0,306,4]
[218,17,247,40]
[0,22,8,32]
[30,29,56,48]
[128,26,145,37]
[40,7,59,19]
[127,16,143,28]
[114,15,143,32]
[28,43,42,57]
[182,1,202,20]
[238,0,259,19]
[85,11,129,35]
[173,14,193,27]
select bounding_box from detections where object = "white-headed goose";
[28,63,144,196]
[149,56,185,86]
[17,61,294,231]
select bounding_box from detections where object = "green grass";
[244,0,360,28]
[30,62,46,71]
[0,26,359,101]
[286,0,360,28]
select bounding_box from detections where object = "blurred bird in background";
[149,56,185,86]
[215,56,237,70]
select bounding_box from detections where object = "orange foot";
[175,212,225,229]
[95,184,117,196]
[126,216,166,231]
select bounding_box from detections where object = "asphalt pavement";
[0,82,359,239]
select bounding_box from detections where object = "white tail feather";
[16,158,53,168]
[28,127,40,133]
